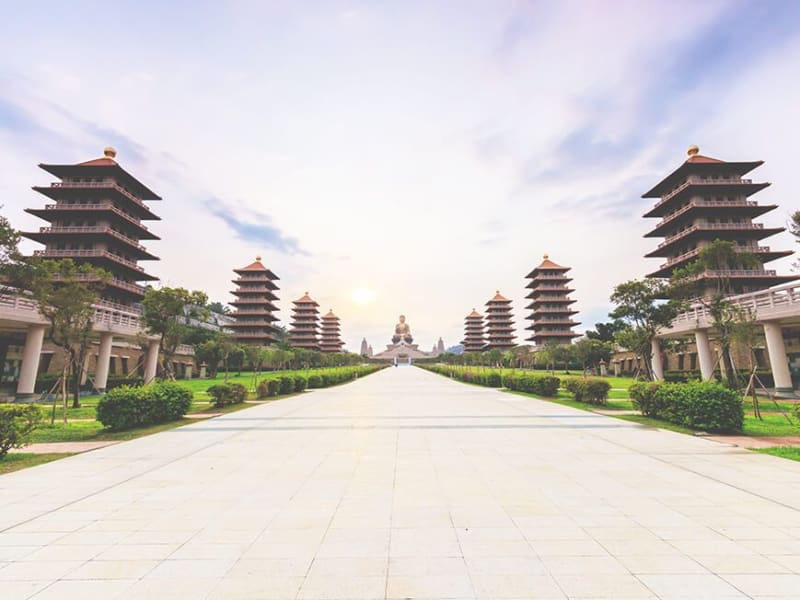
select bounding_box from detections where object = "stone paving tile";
[3,367,800,599]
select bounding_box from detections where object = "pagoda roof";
[465,308,482,319]
[39,148,162,200]
[322,309,339,319]
[233,257,280,278]
[293,292,319,306]
[643,146,763,198]
[486,291,510,304]
[525,255,570,277]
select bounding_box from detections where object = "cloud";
[204,199,307,256]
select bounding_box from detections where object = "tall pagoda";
[288,292,320,350]
[643,145,797,294]
[462,309,485,352]
[23,147,160,307]
[525,255,580,346]
[319,309,344,353]
[484,292,516,350]
[229,256,280,345]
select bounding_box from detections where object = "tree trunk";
[60,360,68,425]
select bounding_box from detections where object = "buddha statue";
[392,314,413,344]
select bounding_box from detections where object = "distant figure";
[392,314,414,344]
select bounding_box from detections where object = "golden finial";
[543,253,549,259]
[103,146,117,159]
[256,255,262,261]
[687,144,699,157]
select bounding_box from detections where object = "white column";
[695,329,714,381]
[16,325,46,399]
[185,364,193,379]
[94,333,114,392]
[763,322,793,393]
[143,340,160,384]
[650,337,664,380]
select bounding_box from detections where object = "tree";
[573,338,614,373]
[670,240,761,388]
[609,278,684,380]
[585,319,626,343]
[28,259,109,414]
[207,301,230,315]
[790,211,800,270]
[141,287,208,380]
[195,339,223,378]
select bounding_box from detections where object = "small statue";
[392,314,414,344]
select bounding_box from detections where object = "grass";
[0,453,75,475]
[754,447,800,462]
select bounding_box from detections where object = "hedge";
[563,377,612,405]
[629,380,743,433]
[255,366,385,399]
[0,404,42,458]
[207,383,248,407]
[504,372,561,397]
[96,382,193,430]
[422,366,561,397]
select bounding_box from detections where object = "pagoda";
[643,145,797,294]
[319,309,344,353]
[288,292,320,350]
[525,255,580,345]
[462,309,485,352]
[229,256,280,345]
[484,292,516,350]
[23,147,160,307]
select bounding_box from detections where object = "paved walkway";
[2,367,800,599]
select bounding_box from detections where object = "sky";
[1,0,799,352]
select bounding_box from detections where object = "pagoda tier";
[462,309,485,352]
[525,255,581,346]
[229,257,281,345]
[319,309,344,353]
[289,292,320,350]
[483,291,516,350]
[22,148,161,306]
[642,146,798,292]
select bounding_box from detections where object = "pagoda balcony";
[657,246,773,271]
[55,272,148,297]
[229,320,279,327]
[230,298,278,306]
[651,222,771,253]
[31,226,154,255]
[683,268,778,280]
[231,287,280,295]
[232,278,279,289]
[232,308,278,315]
[45,181,149,210]
[646,199,763,228]
[30,203,159,235]
[232,331,278,339]
[652,177,757,210]
[32,249,156,279]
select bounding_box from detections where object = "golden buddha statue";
[392,314,413,344]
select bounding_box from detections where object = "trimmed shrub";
[256,379,270,399]
[278,376,295,395]
[484,371,502,387]
[504,372,561,397]
[207,383,248,407]
[294,376,308,393]
[0,404,42,458]
[562,378,612,405]
[96,382,192,431]
[307,374,322,388]
[629,380,743,433]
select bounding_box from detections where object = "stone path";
[1,366,800,599]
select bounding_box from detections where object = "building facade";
[483,292,516,350]
[319,309,344,353]
[229,257,280,345]
[462,309,485,352]
[643,145,797,294]
[525,255,580,346]
[23,147,161,308]
[288,292,320,350]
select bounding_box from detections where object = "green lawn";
[0,453,74,475]
[754,447,800,462]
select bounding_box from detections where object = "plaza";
[2,366,799,599]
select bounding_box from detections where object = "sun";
[351,287,377,306]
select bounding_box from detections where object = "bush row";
[255,365,385,399]
[97,382,193,431]
[629,381,743,433]
[422,366,561,397]
[562,377,612,405]
[0,404,42,458]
